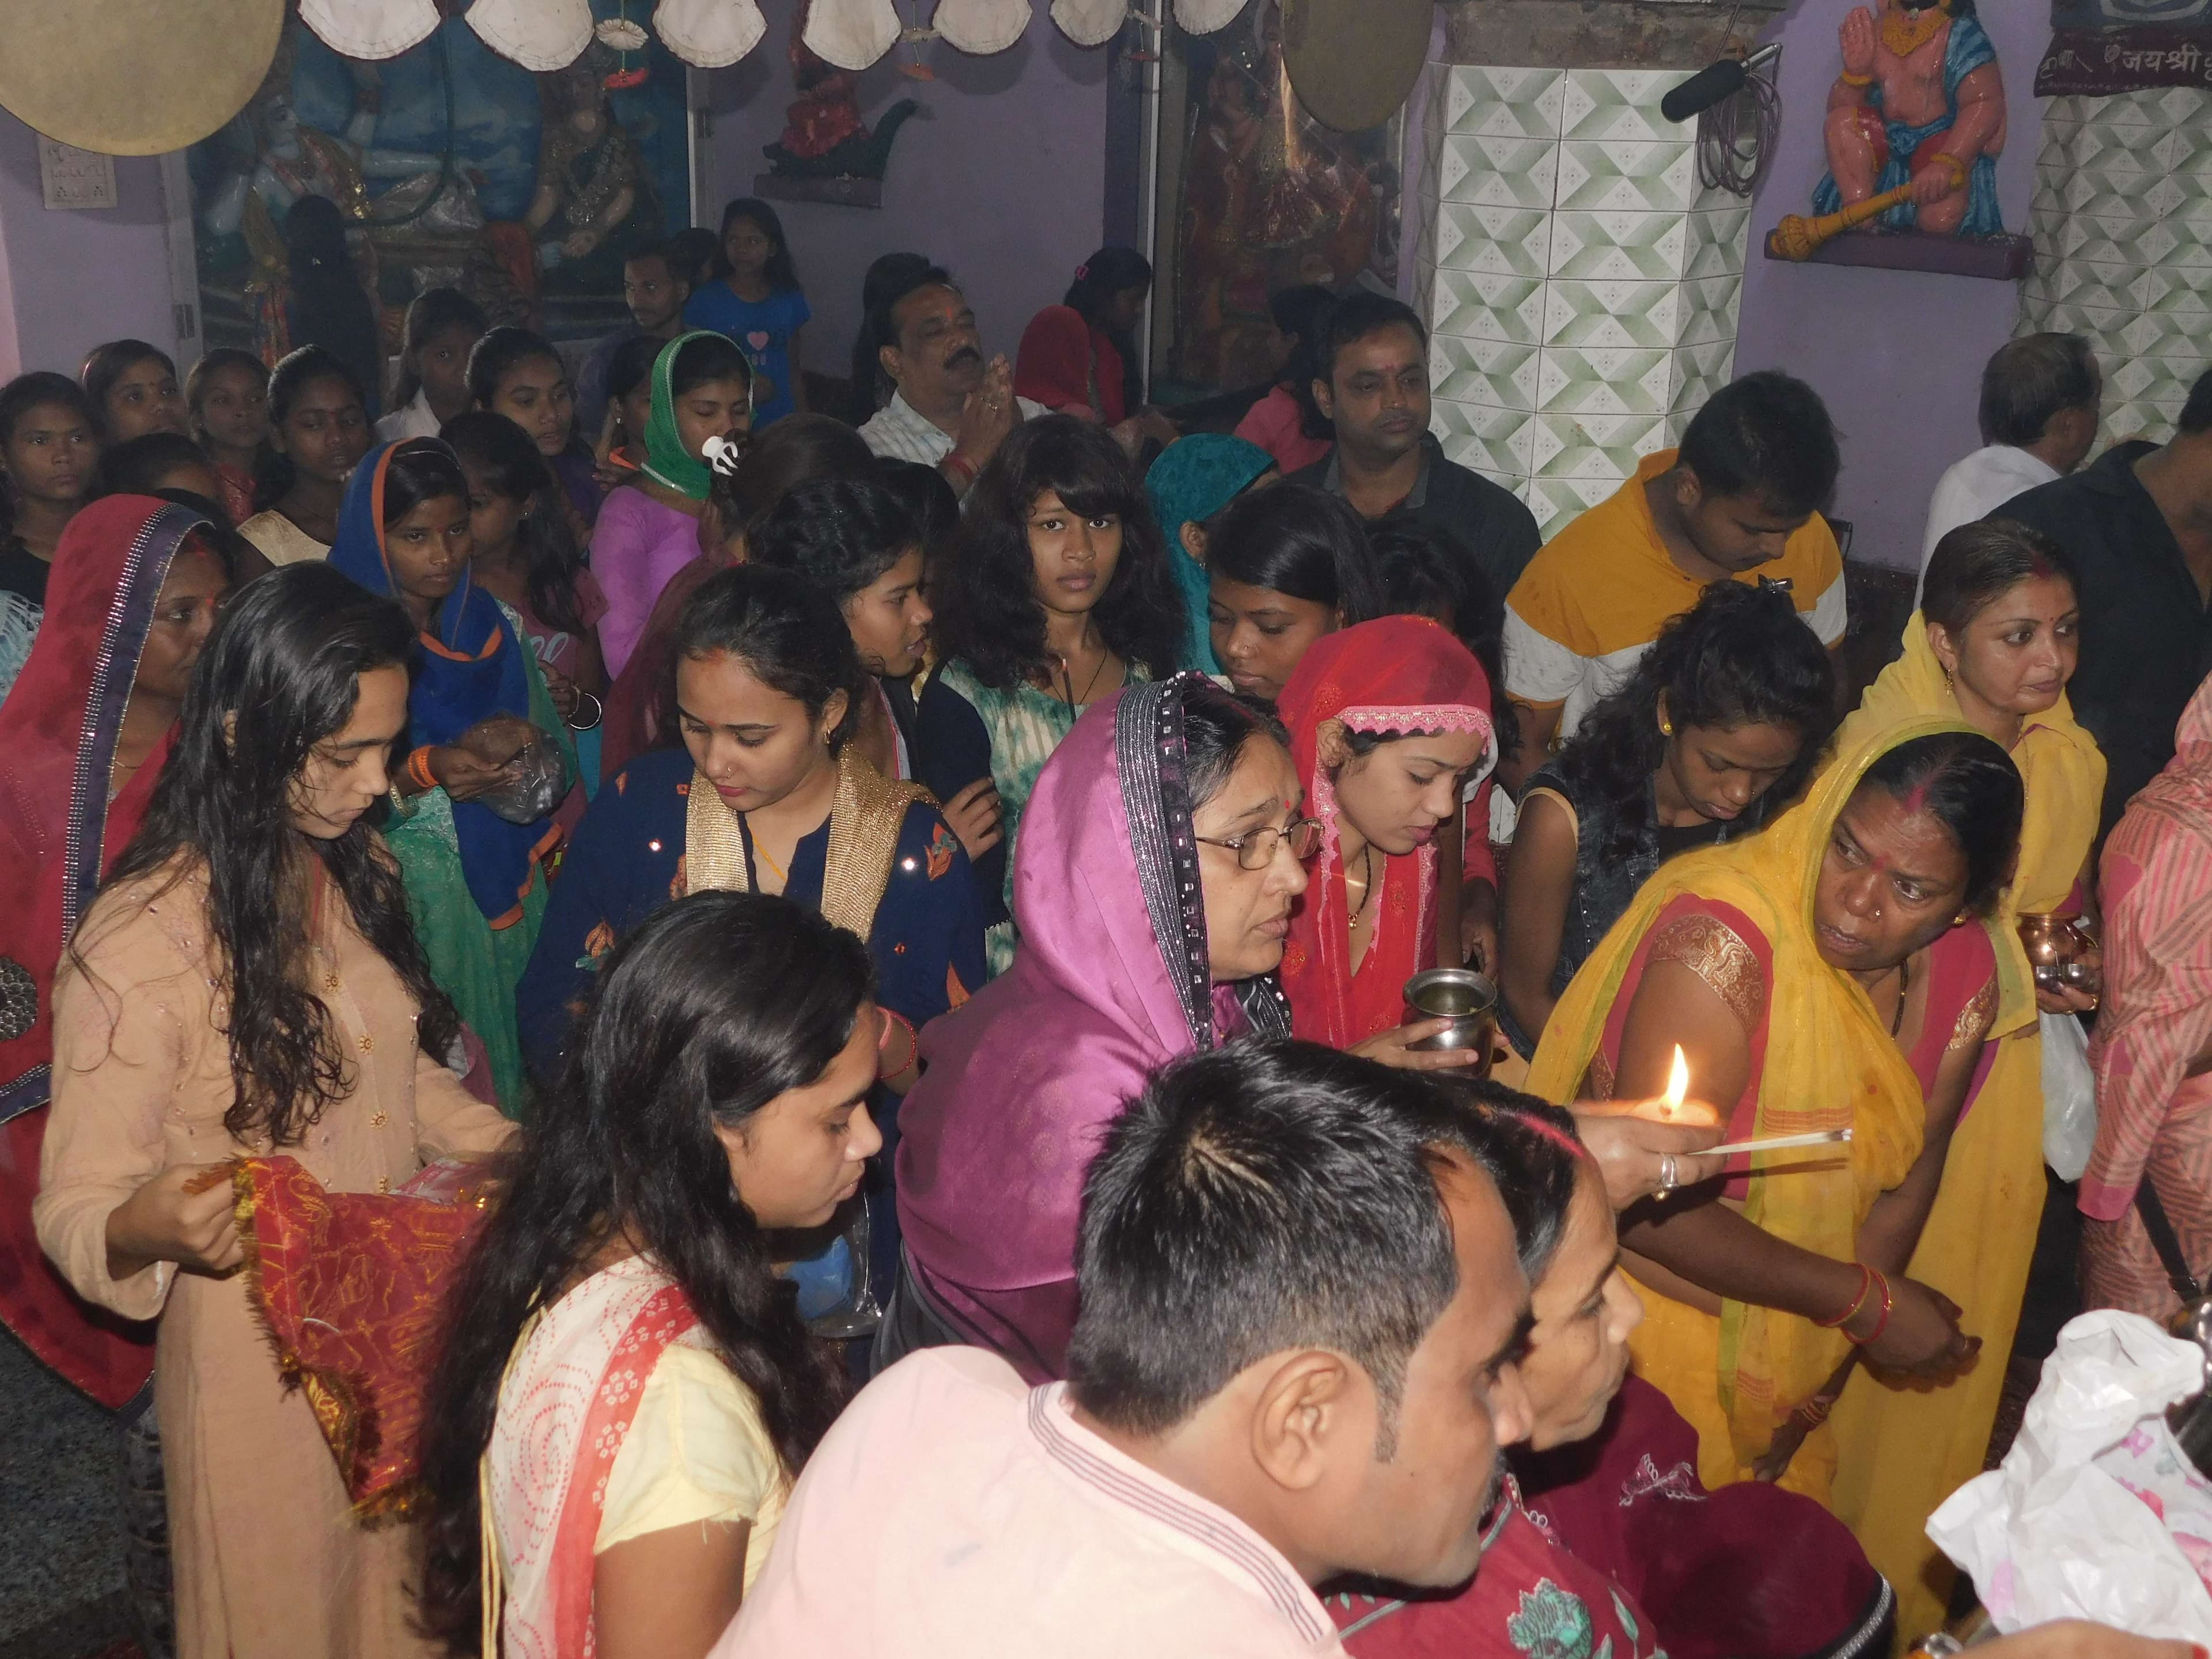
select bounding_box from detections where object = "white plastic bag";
[1928,1310,2212,1642]
[2044,1009,2097,1180]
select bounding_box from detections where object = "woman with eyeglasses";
[884,675,1311,1382]
[1275,615,1502,1067]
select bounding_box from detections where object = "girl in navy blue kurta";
[518,743,983,1085]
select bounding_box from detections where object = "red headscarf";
[1277,616,1494,1048]
[0,495,214,1407]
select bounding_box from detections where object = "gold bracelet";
[1839,70,1874,87]
[1932,151,1968,188]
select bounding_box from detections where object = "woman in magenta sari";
[2083,672,2212,1317]
[884,675,1312,1380]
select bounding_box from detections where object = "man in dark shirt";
[1287,291,1541,638]
[1998,368,2212,836]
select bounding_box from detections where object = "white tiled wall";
[1412,63,1758,537]
[2020,88,2212,444]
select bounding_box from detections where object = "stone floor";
[0,1327,129,1658]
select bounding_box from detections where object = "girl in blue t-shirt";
[683,198,811,430]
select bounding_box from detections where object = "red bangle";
[1845,1269,1894,1347]
[406,746,438,791]
[1815,1263,1873,1330]
[942,451,978,486]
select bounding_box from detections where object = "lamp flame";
[1662,1046,1690,1119]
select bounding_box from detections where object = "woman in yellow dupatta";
[1528,718,2025,1514]
[1823,521,2102,1640]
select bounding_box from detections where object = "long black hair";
[282,196,383,421]
[1552,581,1837,866]
[931,415,1185,689]
[79,339,180,440]
[714,196,801,293]
[0,372,97,545]
[88,563,460,1147]
[672,564,868,753]
[1064,246,1153,416]
[1206,481,1383,622]
[416,891,862,1648]
[441,410,590,635]
[254,346,369,513]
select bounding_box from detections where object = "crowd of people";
[0,197,2207,1659]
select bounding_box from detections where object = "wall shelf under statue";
[1762,228,2032,280]
[751,172,883,208]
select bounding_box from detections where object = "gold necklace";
[747,821,787,883]
[1347,843,1377,921]
[1881,0,1950,59]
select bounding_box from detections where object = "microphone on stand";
[1661,43,1781,123]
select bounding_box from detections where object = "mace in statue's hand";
[1839,6,1879,77]
[1911,158,1960,207]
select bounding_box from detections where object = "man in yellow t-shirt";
[1499,371,1849,790]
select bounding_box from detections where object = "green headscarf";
[1143,434,1274,673]
[642,330,740,501]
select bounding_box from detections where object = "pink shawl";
[2082,673,2212,1220]
[893,677,1289,1379]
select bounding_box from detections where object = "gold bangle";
[1839,70,1874,88]
[1933,151,1968,188]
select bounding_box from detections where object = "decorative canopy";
[281,0,1248,73]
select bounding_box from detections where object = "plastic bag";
[459,718,571,825]
[2044,1009,2097,1180]
[1928,1310,2212,1641]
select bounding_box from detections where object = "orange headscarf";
[1276,617,1494,1047]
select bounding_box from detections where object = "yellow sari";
[1527,717,1989,1505]
[1823,616,2100,1643]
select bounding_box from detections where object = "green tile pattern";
[1415,63,1758,537]
[2020,89,2212,444]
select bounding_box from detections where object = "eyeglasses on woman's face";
[1195,816,1323,871]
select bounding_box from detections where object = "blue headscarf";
[328,439,546,924]
[1143,435,1274,674]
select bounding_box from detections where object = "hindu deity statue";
[200,35,440,247]
[1815,0,2007,237]
[527,46,662,295]
[1176,9,1379,388]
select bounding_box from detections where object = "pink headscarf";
[2082,672,2212,1220]
[895,676,1289,1379]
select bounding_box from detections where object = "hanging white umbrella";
[468,0,596,72]
[1050,0,1126,48]
[654,0,769,67]
[934,0,1029,55]
[804,0,904,69]
[300,0,442,60]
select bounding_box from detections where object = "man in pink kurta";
[715,1042,1542,1657]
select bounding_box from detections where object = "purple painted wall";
[0,109,177,382]
[696,0,1113,386]
[1736,0,2046,571]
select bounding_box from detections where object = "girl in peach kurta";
[32,564,514,1659]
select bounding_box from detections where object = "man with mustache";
[858,264,1047,496]
[714,1042,1547,1657]
[1287,292,1541,654]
